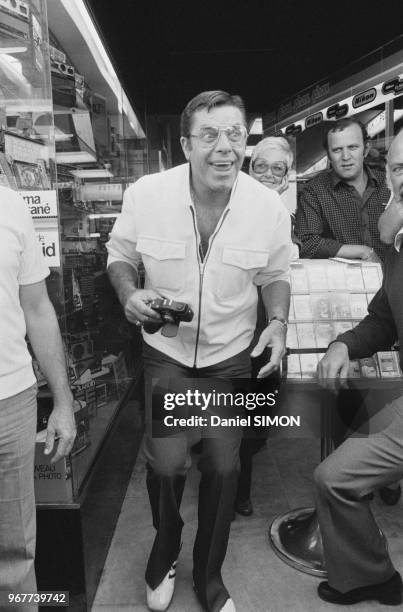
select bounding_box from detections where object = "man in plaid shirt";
[295,118,390,262]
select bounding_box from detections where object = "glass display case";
[286,259,401,379]
[0,1,149,607]
[0,0,148,506]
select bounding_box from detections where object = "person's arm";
[335,244,381,262]
[378,196,403,244]
[335,286,397,359]
[251,202,292,377]
[106,183,163,324]
[107,261,162,324]
[251,280,290,378]
[20,281,76,463]
[317,341,350,391]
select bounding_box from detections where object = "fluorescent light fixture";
[366,109,403,137]
[298,155,328,177]
[88,232,101,237]
[0,47,27,54]
[56,151,97,164]
[249,118,262,135]
[60,0,145,138]
[71,169,113,179]
[88,213,118,219]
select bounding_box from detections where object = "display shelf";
[285,259,402,381]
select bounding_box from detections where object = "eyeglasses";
[189,125,247,146]
[391,165,403,176]
[252,159,288,177]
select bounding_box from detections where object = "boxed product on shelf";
[314,322,334,348]
[333,321,353,336]
[286,323,298,349]
[349,293,368,319]
[348,360,361,378]
[299,353,319,378]
[330,293,351,319]
[360,356,379,378]
[290,264,309,293]
[361,264,382,291]
[345,264,365,290]
[377,351,402,378]
[297,322,316,348]
[326,261,346,290]
[293,294,312,320]
[311,294,331,319]
[306,263,328,292]
[286,353,301,379]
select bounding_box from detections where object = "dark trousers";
[142,343,251,612]
[314,394,403,592]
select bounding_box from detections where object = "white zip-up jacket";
[107,163,292,368]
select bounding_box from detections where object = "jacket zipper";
[190,205,229,368]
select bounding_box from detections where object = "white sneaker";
[146,560,177,611]
[220,598,236,612]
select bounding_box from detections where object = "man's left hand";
[250,321,287,378]
[45,401,77,464]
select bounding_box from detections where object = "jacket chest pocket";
[216,247,270,300]
[137,236,186,294]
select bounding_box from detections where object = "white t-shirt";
[0,186,49,399]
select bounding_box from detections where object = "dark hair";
[323,118,368,151]
[180,90,246,138]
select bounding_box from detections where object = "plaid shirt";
[295,166,390,261]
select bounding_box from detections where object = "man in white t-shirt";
[0,186,76,606]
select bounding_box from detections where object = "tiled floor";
[93,437,403,611]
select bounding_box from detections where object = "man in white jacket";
[107,90,292,612]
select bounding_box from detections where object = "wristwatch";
[268,316,288,330]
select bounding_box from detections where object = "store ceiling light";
[88,213,118,219]
[0,46,27,54]
[249,118,262,135]
[71,169,113,179]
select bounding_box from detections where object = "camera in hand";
[143,298,194,338]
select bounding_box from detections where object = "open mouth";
[210,162,233,171]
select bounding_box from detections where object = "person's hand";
[44,400,77,464]
[250,320,287,378]
[123,289,164,325]
[362,247,382,264]
[317,342,350,392]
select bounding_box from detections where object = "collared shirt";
[295,165,390,261]
[107,163,292,368]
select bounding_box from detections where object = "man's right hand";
[317,341,350,392]
[124,289,164,325]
